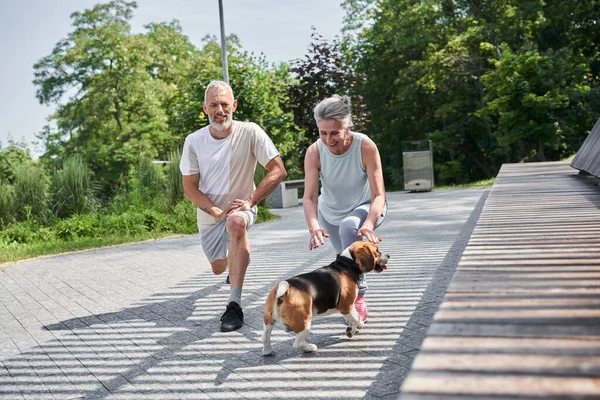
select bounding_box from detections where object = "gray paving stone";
[0,189,485,399]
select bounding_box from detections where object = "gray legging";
[318,202,387,296]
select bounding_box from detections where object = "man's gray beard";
[209,115,233,131]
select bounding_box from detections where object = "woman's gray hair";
[313,94,354,128]
[204,80,234,102]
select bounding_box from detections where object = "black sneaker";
[225,274,230,284]
[220,302,243,332]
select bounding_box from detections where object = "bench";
[398,161,600,398]
[265,179,305,208]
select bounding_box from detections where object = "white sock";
[228,286,242,306]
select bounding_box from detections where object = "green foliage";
[13,165,49,224]
[257,205,279,223]
[481,45,589,161]
[165,150,184,209]
[435,177,495,189]
[50,155,98,218]
[109,156,166,213]
[435,161,468,186]
[1,223,36,244]
[341,0,600,184]
[135,156,164,200]
[0,180,16,227]
[170,200,197,230]
[0,220,54,245]
[286,29,370,163]
[33,1,305,190]
[54,214,101,241]
[33,1,189,193]
[1,200,196,246]
[0,138,34,184]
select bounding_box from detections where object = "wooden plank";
[402,374,600,398]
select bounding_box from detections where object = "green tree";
[287,29,370,160]
[0,137,34,184]
[33,1,194,192]
[481,45,588,161]
[342,0,600,186]
[33,1,315,193]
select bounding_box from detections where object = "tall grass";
[136,156,164,201]
[13,164,49,223]
[165,150,184,209]
[50,155,97,218]
[0,180,16,227]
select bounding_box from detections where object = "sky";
[0,0,346,157]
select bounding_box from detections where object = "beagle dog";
[262,241,389,355]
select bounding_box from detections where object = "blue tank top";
[317,132,372,225]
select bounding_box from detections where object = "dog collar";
[335,254,363,279]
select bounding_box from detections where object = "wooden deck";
[399,161,600,400]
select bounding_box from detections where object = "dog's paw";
[346,325,362,338]
[262,347,274,356]
[263,343,275,356]
[345,326,355,338]
[302,343,317,353]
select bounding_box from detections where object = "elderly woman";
[302,94,387,322]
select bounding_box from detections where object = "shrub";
[54,214,100,240]
[142,210,158,231]
[50,155,97,218]
[168,200,197,232]
[257,205,279,223]
[165,150,184,210]
[135,157,164,201]
[13,164,49,223]
[1,223,34,244]
[0,180,16,227]
[98,211,147,236]
[0,221,52,244]
[435,161,468,186]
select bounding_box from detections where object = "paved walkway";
[0,189,486,400]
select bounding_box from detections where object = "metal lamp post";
[218,0,229,84]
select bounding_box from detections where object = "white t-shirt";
[180,121,279,225]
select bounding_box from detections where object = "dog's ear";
[353,242,376,273]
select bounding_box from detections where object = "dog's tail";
[276,281,289,298]
[264,281,290,326]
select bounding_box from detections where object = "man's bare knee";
[226,215,248,239]
[211,259,227,275]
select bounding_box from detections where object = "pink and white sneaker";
[354,295,368,322]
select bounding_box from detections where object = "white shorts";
[199,209,257,262]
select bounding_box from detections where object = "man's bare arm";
[182,174,223,218]
[245,156,287,207]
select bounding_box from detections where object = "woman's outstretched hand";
[309,227,330,250]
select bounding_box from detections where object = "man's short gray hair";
[313,94,354,128]
[204,80,234,103]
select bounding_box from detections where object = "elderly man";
[180,80,287,332]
